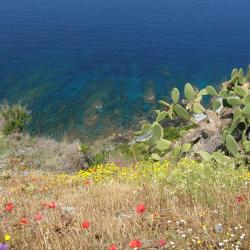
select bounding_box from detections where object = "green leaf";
[196,151,212,162]
[134,131,142,136]
[229,74,238,84]
[230,116,240,133]
[213,152,231,163]
[243,93,250,105]
[234,86,248,97]
[156,111,168,123]
[159,100,171,107]
[142,123,152,134]
[192,103,205,113]
[227,96,242,106]
[238,68,245,84]
[246,64,250,81]
[173,104,191,120]
[151,153,161,161]
[182,143,192,153]
[231,68,238,78]
[198,88,208,96]
[219,89,229,98]
[242,103,250,116]
[151,122,163,141]
[206,86,218,96]
[233,108,242,121]
[184,83,195,101]
[212,99,222,111]
[226,135,239,156]
[171,88,180,104]
[156,139,171,150]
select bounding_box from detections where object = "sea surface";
[0,0,250,139]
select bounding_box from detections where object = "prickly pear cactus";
[135,65,250,162]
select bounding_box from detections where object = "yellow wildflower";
[197,240,202,245]
[4,234,11,241]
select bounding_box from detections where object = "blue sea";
[0,0,250,139]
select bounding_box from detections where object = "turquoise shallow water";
[0,0,250,139]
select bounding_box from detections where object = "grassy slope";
[0,159,249,249]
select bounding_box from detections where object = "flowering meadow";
[0,159,249,249]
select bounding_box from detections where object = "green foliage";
[171,88,180,104]
[228,65,250,86]
[151,122,163,142]
[163,124,196,141]
[246,64,250,80]
[243,139,250,154]
[0,101,31,135]
[156,139,171,150]
[136,65,250,162]
[173,104,190,120]
[166,158,248,202]
[92,151,108,165]
[206,85,218,96]
[226,135,239,156]
[79,143,90,154]
[156,111,168,123]
[184,83,196,101]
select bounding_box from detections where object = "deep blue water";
[0,0,250,139]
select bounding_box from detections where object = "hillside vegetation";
[0,67,249,249]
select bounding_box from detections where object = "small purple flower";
[0,243,9,250]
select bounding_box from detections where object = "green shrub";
[0,100,31,135]
[135,65,250,163]
[163,124,196,141]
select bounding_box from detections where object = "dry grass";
[4,134,84,172]
[0,166,249,250]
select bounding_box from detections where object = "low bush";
[0,101,31,135]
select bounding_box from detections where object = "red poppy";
[135,204,146,215]
[48,201,57,208]
[108,244,117,250]
[5,202,14,212]
[129,240,142,248]
[34,213,43,221]
[82,220,90,229]
[236,195,245,203]
[20,217,29,224]
[158,239,167,247]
